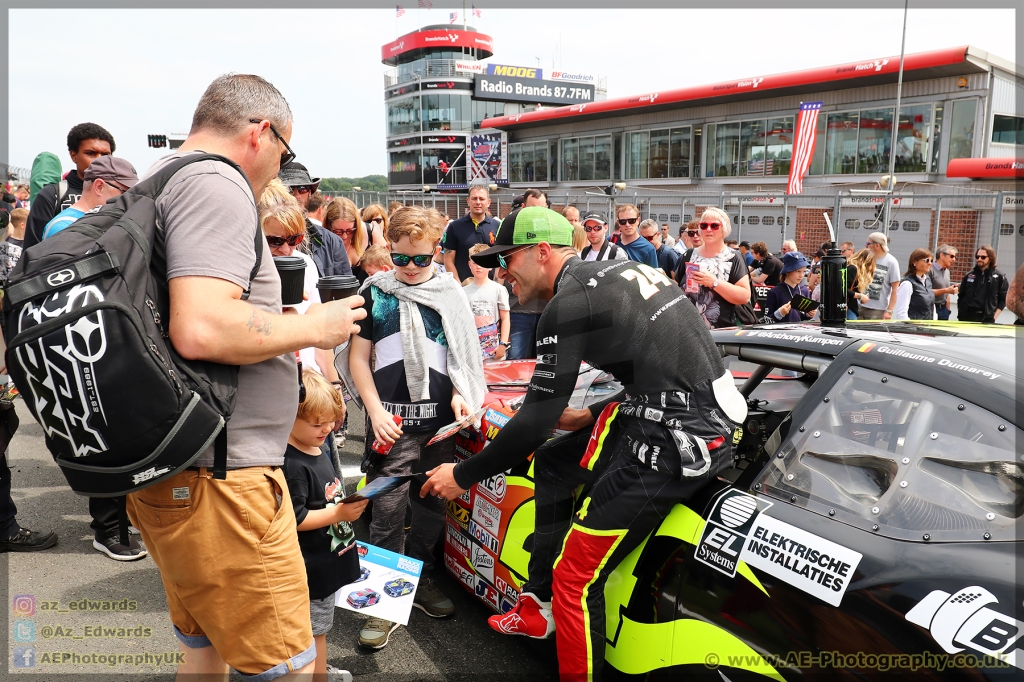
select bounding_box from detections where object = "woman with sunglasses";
[957,245,1007,324]
[258,180,339,380]
[361,203,390,246]
[892,248,935,320]
[674,208,752,328]
[325,198,380,281]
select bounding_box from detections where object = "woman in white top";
[257,180,340,380]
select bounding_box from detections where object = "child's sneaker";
[358,617,399,649]
[412,578,454,617]
[327,664,353,682]
[487,592,555,639]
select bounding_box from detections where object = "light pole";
[883,0,909,238]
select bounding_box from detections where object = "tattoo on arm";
[246,309,273,337]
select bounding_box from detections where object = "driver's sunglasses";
[249,119,296,168]
[391,253,434,268]
[497,244,534,270]
[699,222,721,231]
[583,225,604,232]
[617,217,638,226]
[266,234,304,248]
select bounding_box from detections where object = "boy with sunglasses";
[347,206,485,650]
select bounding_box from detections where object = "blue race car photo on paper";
[383,578,415,598]
[346,589,380,609]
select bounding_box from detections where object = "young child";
[283,369,368,682]
[0,207,27,286]
[357,244,394,277]
[464,243,510,360]
[347,205,484,650]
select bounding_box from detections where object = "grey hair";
[638,218,659,233]
[190,74,293,136]
[936,243,958,256]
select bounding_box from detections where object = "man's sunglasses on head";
[266,234,304,248]
[249,118,296,168]
[391,253,434,268]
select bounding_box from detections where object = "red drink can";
[371,415,403,456]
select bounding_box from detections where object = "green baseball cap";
[470,206,575,269]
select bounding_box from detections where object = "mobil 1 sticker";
[694,489,773,578]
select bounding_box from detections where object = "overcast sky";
[8,7,1015,178]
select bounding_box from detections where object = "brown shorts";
[126,466,314,679]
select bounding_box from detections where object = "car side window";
[757,366,1021,542]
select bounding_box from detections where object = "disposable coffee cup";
[318,275,361,302]
[273,256,306,307]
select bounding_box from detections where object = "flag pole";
[883,0,909,239]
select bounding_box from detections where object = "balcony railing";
[385,60,471,88]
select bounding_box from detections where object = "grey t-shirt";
[929,264,950,306]
[148,152,296,469]
[862,252,901,311]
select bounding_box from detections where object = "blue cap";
[780,251,810,274]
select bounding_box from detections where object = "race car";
[445,322,1022,680]
[346,588,380,609]
[383,577,415,598]
[354,566,370,583]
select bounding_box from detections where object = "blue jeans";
[847,310,858,320]
[936,304,951,321]
[508,312,540,360]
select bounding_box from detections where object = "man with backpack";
[23,123,116,249]
[7,74,365,680]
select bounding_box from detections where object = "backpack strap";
[53,180,68,213]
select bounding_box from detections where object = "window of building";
[902,220,920,232]
[627,127,691,179]
[992,114,1024,145]
[894,105,932,173]
[388,150,420,186]
[765,117,794,176]
[561,135,612,182]
[422,147,466,185]
[947,99,977,162]
[747,215,760,225]
[763,216,775,226]
[388,97,421,136]
[808,112,827,176]
[472,100,509,129]
[707,122,740,177]
[422,94,471,131]
[857,108,892,174]
[1000,224,1015,236]
[845,218,861,229]
[740,119,766,176]
[931,103,944,173]
[825,111,860,175]
[509,141,549,183]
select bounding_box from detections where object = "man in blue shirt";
[640,220,681,279]
[441,183,500,281]
[42,155,138,240]
[614,203,658,268]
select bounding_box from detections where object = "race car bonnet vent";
[918,458,1024,520]
[799,451,898,504]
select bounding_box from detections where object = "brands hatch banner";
[467,132,507,184]
[474,74,595,106]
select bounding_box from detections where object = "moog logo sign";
[906,586,1024,670]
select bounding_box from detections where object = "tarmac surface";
[3,399,558,680]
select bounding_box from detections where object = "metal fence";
[325,188,1022,281]
[1,163,32,183]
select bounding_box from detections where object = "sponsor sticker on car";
[695,489,773,578]
[472,496,502,534]
[477,473,506,503]
[471,545,495,582]
[470,520,500,553]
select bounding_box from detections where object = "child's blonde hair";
[297,369,345,423]
[9,208,28,227]
[387,206,444,244]
[358,244,392,272]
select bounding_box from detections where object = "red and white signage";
[946,158,1024,179]
[482,46,971,129]
[382,29,494,63]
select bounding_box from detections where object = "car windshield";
[758,366,1022,542]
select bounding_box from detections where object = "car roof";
[713,322,1019,378]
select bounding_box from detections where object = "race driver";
[421,206,747,681]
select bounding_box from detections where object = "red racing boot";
[487,592,555,639]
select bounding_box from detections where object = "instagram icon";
[12,595,35,616]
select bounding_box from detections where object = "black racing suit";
[453,257,747,681]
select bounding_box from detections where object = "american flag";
[396,5,405,16]
[418,0,432,8]
[786,101,822,195]
[746,159,774,176]
[472,4,481,17]
[449,10,458,23]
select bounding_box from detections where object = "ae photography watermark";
[9,594,184,672]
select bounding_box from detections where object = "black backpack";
[2,153,262,497]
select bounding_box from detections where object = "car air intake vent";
[799,451,897,504]
[887,493,988,532]
[919,458,1024,519]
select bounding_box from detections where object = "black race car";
[448,322,1022,681]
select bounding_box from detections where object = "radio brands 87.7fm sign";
[473,74,595,106]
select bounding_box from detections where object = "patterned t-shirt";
[357,284,455,432]
[681,248,748,328]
